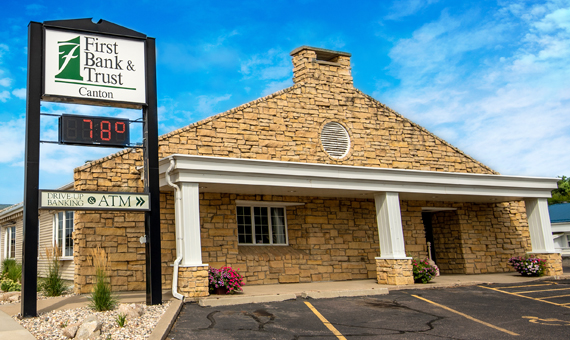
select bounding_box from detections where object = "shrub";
[208,266,244,294]
[39,247,67,296]
[1,278,21,292]
[6,263,22,282]
[412,259,438,284]
[1,258,17,275]
[88,247,117,311]
[508,256,546,276]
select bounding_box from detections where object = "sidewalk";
[1,271,568,340]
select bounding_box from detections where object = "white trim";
[159,155,558,201]
[235,200,305,207]
[54,211,74,259]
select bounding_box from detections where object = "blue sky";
[0,0,569,204]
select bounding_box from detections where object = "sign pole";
[22,21,43,317]
[143,37,162,305]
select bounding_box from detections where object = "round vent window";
[320,122,350,159]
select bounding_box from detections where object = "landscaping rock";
[118,303,145,319]
[0,291,20,301]
[8,294,21,302]
[62,322,80,339]
[75,315,101,340]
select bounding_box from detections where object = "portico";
[159,154,560,296]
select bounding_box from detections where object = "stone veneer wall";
[400,200,531,275]
[200,194,379,285]
[72,46,505,292]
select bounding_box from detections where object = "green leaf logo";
[55,36,83,81]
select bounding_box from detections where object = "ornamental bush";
[412,259,438,284]
[508,256,546,276]
[208,266,244,294]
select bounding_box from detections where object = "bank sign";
[43,28,146,106]
[39,190,150,211]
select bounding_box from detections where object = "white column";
[179,182,204,266]
[524,198,557,253]
[374,192,410,259]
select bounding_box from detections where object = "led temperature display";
[59,114,130,147]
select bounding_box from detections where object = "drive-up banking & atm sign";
[44,28,146,106]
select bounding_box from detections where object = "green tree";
[549,176,570,205]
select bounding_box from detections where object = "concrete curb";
[302,288,389,299]
[199,293,297,307]
[149,298,184,340]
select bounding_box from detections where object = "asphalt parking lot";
[168,279,570,339]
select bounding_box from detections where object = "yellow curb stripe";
[412,295,519,336]
[514,287,570,294]
[304,301,347,340]
[480,286,570,309]
[536,294,570,300]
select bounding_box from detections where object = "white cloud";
[196,94,232,116]
[0,118,25,163]
[261,79,294,97]
[240,49,291,80]
[380,1,570,177]
[0,77,11,87]
[0,90,10,102]
[385,0,441,20]
[12,88,26,99]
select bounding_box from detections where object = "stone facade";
[71,46,535,293]
[400,200,531,274]
[532,253,563,277]
[376,258,414,285]
[178,265,209,299]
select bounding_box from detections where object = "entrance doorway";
[422,212,436,262]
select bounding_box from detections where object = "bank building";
[0,46,563,298]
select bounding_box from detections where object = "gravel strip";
[13,302,170,339]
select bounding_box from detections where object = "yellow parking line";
[412,295,519,336]
[515,287,570,294]
[537,294,570,300]
[304,301,347,340]
[480,286,570,309]
[500,283,555,289]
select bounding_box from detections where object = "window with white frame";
[54,211,74,257]
[5,226,16,259]
[567,234,570,248]
[237,206,287,245]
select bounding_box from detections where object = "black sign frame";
[23,19,162,317]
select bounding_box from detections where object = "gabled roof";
[549,202,570,223]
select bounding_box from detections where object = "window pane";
[10,226,15,258]
[57,212,64,255]
[271,208,286,244]
[237,206,252,244]
[65,211,74,257]
[254,207,269,244]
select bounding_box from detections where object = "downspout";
[165,157,184,300]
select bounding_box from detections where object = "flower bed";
[508,256,546,276]
[208,267,244,294]
[412,259,438,284]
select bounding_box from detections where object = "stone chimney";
[290,46,353,87]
